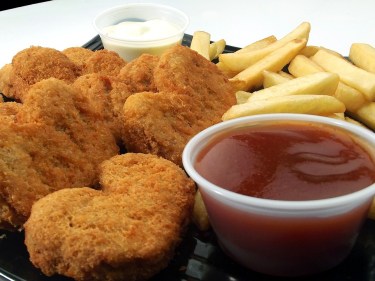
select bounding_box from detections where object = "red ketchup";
[195,121,375,276]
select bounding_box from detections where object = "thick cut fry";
[190,31,211,60]
[235,91,252,104]
[248,72,339,101]
[222,94,345,121]
[349,43,375,73]
[192,191,210,231]
[263,70,291,88]
[311,50,375,101]
[289,55,367,112]
[216,36,277,77]
[229,38,307,91]
[209,39,226,61]
[350,102,375,130]
[300,45,342,58]
[236,35,277,54]
[219,22,310,72]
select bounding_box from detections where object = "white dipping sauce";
[102,19,179,41]
[100,19,183,61]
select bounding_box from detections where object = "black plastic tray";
[1,34,375,281]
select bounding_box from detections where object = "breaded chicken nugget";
[62,47,94,70]
[0,78,119,228]
[6,46,79,100]
[72,73,122,140]
[117,54,159,93]
[0,64,12,98]
[24,153,195,281]
[82,49,127,77]
[122,45,236,166]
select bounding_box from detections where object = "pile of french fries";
[190,23,375,230]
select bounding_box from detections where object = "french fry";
[209,39,226,61]
[349,43,375,74]
[190,31,211,60]
[222,94,345,121]
[299,45,342,58]
[289,55,367,112]
[278,71,294,79]
[236,35,277,54]
[229,38,307,91]
[248,72,339,101]
[236,91,252,104]
[263,70,292,88]
[218,22,310,72]
[192,191,210,231]
[311,50,375,101]
[350,102,375,130]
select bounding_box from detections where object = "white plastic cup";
[93,3,189,61]
[182,114,375,276]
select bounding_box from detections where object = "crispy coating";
[0,78,119,228]
[7,46,79,100]
[117,54,159,93]
[24,153,195,281]
[122,45,236,166]
[72,73,122,140]
[62,47,94,70]
[0,64,12,98]
[82,49,127,77]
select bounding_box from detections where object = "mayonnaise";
[102,19,180,41]
[99,19,184,61]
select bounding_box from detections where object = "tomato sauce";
[195,121,375,200]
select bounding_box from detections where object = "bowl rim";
[93,3,189,43]
[182,113,375,211]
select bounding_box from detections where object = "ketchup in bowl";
[182,114,375,277]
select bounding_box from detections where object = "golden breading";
[72,73,122,140]
[62,47,94,70]
[117,53,159,93]
[0,64,12,98]
[6,46,79,100]
[82,49,127,77]
[0,78,119,228]
[122,45,236,166]
[24,153,195,281]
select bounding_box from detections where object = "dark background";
[1,0,50,11]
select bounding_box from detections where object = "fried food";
[62,47,94,70]
[123,45,236,166]
[24,153,195,281]
[0,78,119,228]
[4,46,79,101]
[117,53,159,93]
[82,49,127,76]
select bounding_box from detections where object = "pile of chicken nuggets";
[0,44,235,280]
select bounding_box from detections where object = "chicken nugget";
[0,64,12,98]
[82,49,127,77]
[117,53,159,93]
[7,46,79,100]
[24,153,195,281]
[122,45,236,166]
[0,78,119,228]
[62,47,94,71]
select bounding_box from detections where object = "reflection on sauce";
[196,121,375,200]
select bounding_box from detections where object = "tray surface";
[1,34,375,281]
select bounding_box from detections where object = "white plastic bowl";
[182,113,375,276]
[93,3,189,61]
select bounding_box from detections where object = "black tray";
[1,34,375,281]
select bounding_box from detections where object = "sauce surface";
[195,121,375,200]
[102,19,179,41]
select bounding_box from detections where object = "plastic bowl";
[93,3,189,61]
[182,113,375,277]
